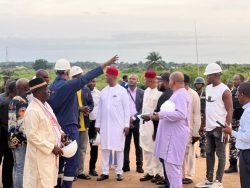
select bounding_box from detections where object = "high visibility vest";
[77,90,88,131]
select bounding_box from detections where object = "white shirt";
[205,83,229,131]
[128,87,138,119]
[89,87,100,121]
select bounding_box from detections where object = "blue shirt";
[232,102,250,150]
[48,67,103,128]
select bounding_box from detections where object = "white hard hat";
[70,66,83,77]
[204,63,222,75]
[54,58,71,71]
[160,100,176,112]
[61,140,78,158]
[92,133,101,146]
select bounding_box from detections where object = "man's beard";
[158,85,166,92]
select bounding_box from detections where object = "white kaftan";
[23,98,62,188]
[140,87,162,152]
[95,84,130,151]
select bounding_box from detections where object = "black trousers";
[123,120,143,168]
[88,120,98,171]
[239,149,250,188]
[0,144,13,188]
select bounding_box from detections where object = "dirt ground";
[0,143,240,188]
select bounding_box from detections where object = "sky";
[0,0,250,64]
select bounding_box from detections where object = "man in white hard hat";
[196,63,233,188]
[70,66,94,180]
[48,56,118,188]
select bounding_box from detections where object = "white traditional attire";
[95,84,130,175]
[140,87,162,176]
[183,88,201,180]
[23,97,62,188]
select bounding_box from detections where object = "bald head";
[5,79,16,96]
[170,72,184,83]
[16,78,29,99]
[169,72,184,91]
[36,69,50,83]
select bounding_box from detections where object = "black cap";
[29,77,47,91]
[157,72,170,81]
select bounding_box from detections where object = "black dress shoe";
[151,174,161,183]
[97,174,109,181]
[122,166,130,172]
[225,166,238,173]
[116,174,124,181]
[182,178,193,184]
[140,173,154,181]
[77,174,91,180]
[156,177,166,185]
[159,186,169,188]
[89,169,98,176]
[136,166,144,173]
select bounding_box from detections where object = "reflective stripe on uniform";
[63,176,74,181]
[58,173,64,178]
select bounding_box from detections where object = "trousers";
[88,120,98,171]
[206,128,226,182]
[228,119,240,164]
[101,149,123,175]
[239,149,250,188]
[12,144,26,188]
[123,121,143,168]
[164,160,182,188]
[76,131,88,175]
[56,125,79,188]
[144,150,163,176]
[183,137,196,179]
[0,144,13,188]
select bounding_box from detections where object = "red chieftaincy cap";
[106,67,119,77]
[144,70,156,78]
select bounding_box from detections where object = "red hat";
[144,70,156,78]
[106,67,119,77]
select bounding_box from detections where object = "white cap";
[204,63,222,75]
[61,140,78,158]
[55,58,71,71]
[70,66,83,77]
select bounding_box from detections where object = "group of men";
[0,58,250,188]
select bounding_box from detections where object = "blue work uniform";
[48,67,103,188]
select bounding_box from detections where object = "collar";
[92,87,99,92]
[243,102,250,109]
[128,87,137,92]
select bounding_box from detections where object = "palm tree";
[145,51,166,71]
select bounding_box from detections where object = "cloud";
[0,0,250,63]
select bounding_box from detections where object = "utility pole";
[194,22,199,76]
[5,46,9,63]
